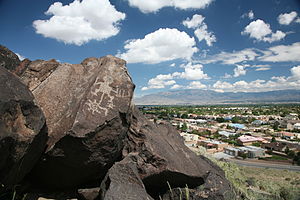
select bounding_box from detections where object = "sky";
[1,0,300,97]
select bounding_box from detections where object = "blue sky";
[1,0,300,97]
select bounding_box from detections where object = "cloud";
[291,65,300,79]
[183,14,216,46]
[258,42,300,62]
[249,64,271,71]
[170,81,207,90]
[142,62,209,90]
[182,14,205,29]
[33,0,125,45]
[15,53,25,61]
[127,0,213,13]
[242,19,286,43]
[212,66,300,92]
[202,42,300,65]
[255,67,271,71]
[186,81,207,89]
[176,63,209,80]
[142,74,176,90]
[117,28,198,64]
[170,63,176,67]
[233,64,247,77]
[242,10,254,20]
[202,48,258,65]
[222,73,232,79]
[171,84,184,90]
[278,11,298,25]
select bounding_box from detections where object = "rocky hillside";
[135,89,300,105]
[0,45,235,200]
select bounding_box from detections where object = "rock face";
[0,45,235,200]
[20,59,59,91]
[0,45,21,72]
[0,67,47,192]
[120,107,234,200]
[28,56,135,189]
[99,158,153,200]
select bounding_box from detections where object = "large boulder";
[0,45,20,71]
[0,67,47,192]
[28,56,135,189]
[120,107,235,200]
[0,46,235,199]
[99,158,153,200]
[20,59,59,91]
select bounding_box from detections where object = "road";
[230,159,300,172]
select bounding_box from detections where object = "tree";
[287,150,295,158]
[216,117,225,123]
[271,136,276,143]
[293,152,300,165]
[240,153,247,160]
[181,122,188,131]
[284,146,290,155]
[181,113,188,119]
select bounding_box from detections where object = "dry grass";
[193,147,300,200]
[217,161,300,200]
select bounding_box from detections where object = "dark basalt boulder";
[0,45,21,71]
[28,56,135,189]
[99,158,153,200]
[20,59,59,91]
[0,67,48,192]
[119,106,235,200]
[14,59,32,76]
[0,45,235,199]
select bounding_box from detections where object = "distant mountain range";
[134,89,300,105]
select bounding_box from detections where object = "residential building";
[284,113,299,121]
[262,142,300,152]
[224,147,239,156]
[237,135,266,146]
[229,123,245,129]
[197,140,228,153]
[294,123,300,130]
[219,130,237,138]
[252,120,267,126]
[224,146,265,158]
[238,146,266,158]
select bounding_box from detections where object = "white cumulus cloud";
[259,42,300,62]
[233,65,247,77]
[278,11,298,25]
[33,0,126,45]
[291,65,300,79]
[212,66,300,92]
[127,0,213,13]
[117,28,198,64]
[183,14,216,46]
[142,74,176,90]
[186,81,207,89]
[142,62,209,90]
[242,10,254,20]
[242,19,286,43]
[176,63,209,80]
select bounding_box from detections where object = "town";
[139,104,300,166]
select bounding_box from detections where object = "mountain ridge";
[135,89,300,105]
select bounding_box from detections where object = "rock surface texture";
[28,55,135,189]
[0,45,21,72]
[0,67,47,193]
[0,45,235,200]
